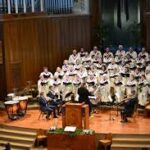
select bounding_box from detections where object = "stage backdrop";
[0,14,91,98]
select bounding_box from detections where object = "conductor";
[120,91,138,122]
[77,82,92,114]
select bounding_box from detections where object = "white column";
[15,0,18,13]
[23,0,27,13]
[40,0,44,12]
[31,0,35,12]
[7,0,11,14]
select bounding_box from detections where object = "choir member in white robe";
[78,66,88,82]
[86,74,97,94]
[68,49,80,65]
[126,75,137,97]
[53,74,62,98]
[145,64,150,83]
[40,67,53,80]
[115,45,126,58]
[78,48,87,58]
[103,47,114,59]
[37,75,50,97]
[114,77,124,103]
[90,46,102,58]
[54,67,64,80]
[99,75,110,103]
[138,47,149,62]
[62,60,69,73]
[126,47,137,60]
[107,59,119,88]
[62,75,73,101]
[138,75,149,106]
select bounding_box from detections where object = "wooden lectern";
[62,103,89,129]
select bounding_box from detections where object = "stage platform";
[0,109,150,135]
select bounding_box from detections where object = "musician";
[68,49,80,65]
[115,45,126,58]
[78,82,92,114]
[47,86,62,115]
[126,47,137,60]
[120,91,138,122]
[38,92,57,119]
[90,46,102,58]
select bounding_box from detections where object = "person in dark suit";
[38,92,57,119]
[120,91,138,122]
[47,87,62,115]
[77,82,92,114]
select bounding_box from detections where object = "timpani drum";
[13,96,28,116]
[7,93,15,100]
[4,100,19,120]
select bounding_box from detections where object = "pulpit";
[62,103,89,129]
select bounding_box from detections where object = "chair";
[36,129,47,147]
[38,106,48,120]
[98,133,112,150]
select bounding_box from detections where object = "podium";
[62,103,89,129]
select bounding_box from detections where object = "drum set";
[4,94,30,120]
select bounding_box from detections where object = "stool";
[98,133,112,150]
[36,129,47,147]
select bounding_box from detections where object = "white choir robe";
[103,52,114,58]
[138,82,149,106]
[126,80,137,97]
[115,50,126,58]
[114,83,124,103]
[68,54,80,65]
[37,80,50,97]
[138,52,149,61]
[126,51,137,59]
[99,81,110,102]
[90,50,102,58]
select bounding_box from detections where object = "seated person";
[38,92,57,119]
[120,91,138,122]
[47,86,62,115]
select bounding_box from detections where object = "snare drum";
[4,100,19,120]
[13,96,28,116]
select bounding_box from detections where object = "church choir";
[38,45,150,108]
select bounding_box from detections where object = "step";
[0,125,37,132]
[112,143,150,148]
[113,134,150,138]
[113,137,150,142]
[0,140,33,149]
[0,134,35,143]
[0,128,37,137]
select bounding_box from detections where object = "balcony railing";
[0,0,89,15]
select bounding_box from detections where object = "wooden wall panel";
[145,12,150,52]
[1,14,91,93]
